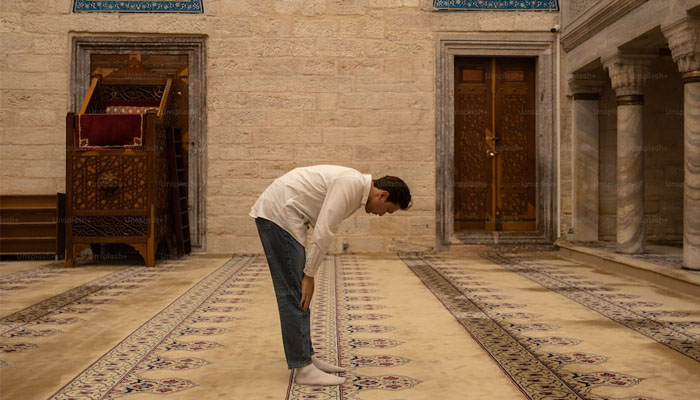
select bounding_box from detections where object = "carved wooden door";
[454,57,536,232]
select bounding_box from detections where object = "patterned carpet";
[401,252,700,400]
[1,252,699,399]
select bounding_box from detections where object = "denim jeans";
[255,217,314,369]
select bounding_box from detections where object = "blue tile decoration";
[74,0,203,13]
[434,0,559,10]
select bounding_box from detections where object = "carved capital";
[602,53,656,96]
[567,74,605,99]
[662,17,700,78]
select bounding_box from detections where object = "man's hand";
[300,274,314,311]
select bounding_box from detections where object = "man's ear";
[379,190,390,200]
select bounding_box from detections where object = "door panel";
[454,57,536,232]
[454,58,493,231]
[495,58,537,231]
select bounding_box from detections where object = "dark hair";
[373,176,412,210]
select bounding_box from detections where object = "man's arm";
[300,274,314,311]
[299,176,362,311]
[304,176,362,278]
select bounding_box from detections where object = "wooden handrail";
[79,77,99,115]
[157,77,173,119]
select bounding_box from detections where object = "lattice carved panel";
[454,91,490,218]
[102,86,164,102]
[501,192,529,217]
[72,216,148,237]
[71,155,147,210]
[496,63,536,222]
[455,94,490,185]
[461,192,488,217]
[499,91,534,217]
[499,93,529,186]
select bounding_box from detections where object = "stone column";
[663,17,700,270]
[603,53,656,254]
[568,75,605,242]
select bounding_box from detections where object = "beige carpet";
[1,252,699,399]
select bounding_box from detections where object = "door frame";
[70,35,208,251]
[435,33,558,249]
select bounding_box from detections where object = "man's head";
[365,176,412,216]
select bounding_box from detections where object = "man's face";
[365,191,401,216]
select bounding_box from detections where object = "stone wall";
[560,52,574,239]
[0,0,559,254]
[598,80,618,241]
[560,0,601,29]
[597,55,684,242]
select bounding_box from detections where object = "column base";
[683,242,700,270]
[616,242,646,255]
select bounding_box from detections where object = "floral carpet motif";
[3,253,698,399]
[287,255,420,399]
[480,252,700,362]
[399,254,664,400]
[1,263,180,366]
[0,262,69,293]
[48,256,257,399]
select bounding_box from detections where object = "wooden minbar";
[65,59,181,267]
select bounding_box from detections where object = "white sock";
[312,355,347,373]
[294,363,346,386]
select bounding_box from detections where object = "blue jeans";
[255,217,314,369]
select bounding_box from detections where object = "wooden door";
[454,57,536,232]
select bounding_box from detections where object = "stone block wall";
[0,0,559,254]
[559,53,574,239]
[598,81,618,242]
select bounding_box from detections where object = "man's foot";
[294,363,346,386]
[312,355,347,373]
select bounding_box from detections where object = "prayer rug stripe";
[399,254,582,400]
[335,255,420,397]
[0,266,144,335]
[480,252,700,362]
[286,255,420,399]
[48,256,254,400]
[0,262,67,288]
[285,255,342,399]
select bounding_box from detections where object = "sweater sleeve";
[303,176,362,277]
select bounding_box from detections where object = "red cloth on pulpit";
[75,114,144,150]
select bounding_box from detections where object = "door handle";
[487,150,498,158]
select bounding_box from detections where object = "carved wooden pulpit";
[65,60,177,267]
